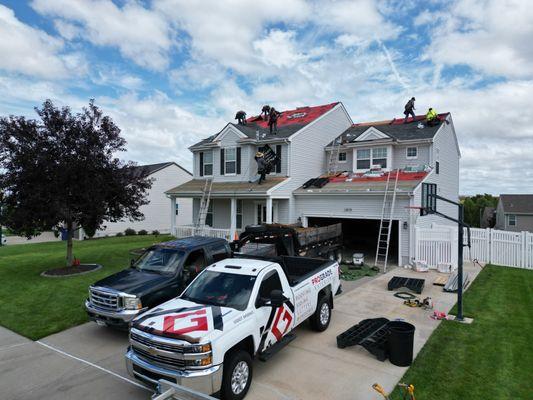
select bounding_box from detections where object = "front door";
[256,202,279,224]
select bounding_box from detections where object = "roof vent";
[287,112,307,119]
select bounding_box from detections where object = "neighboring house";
[84,162,193,238]
[495,194,533,232]
[166,104,460,266]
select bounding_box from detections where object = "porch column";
[230,197,237,240]
[170,196,176,236]
[266,197,273,224]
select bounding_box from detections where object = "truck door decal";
[271,305,293,341]
[258,300,295,352]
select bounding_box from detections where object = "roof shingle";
[500,194,533,214]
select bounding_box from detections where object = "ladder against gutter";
[195,178,213,228]
[375,170,400,272]
[327,137,341,176]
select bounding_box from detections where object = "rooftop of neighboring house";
[293,168,430,195]
[131,162,192,177]
[190,102,339,149]
[499,194,533,214]
[327,113,451,146]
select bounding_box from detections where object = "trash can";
[387,321,415,366]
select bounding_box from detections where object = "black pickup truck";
[85,236,231,329]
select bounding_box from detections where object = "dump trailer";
[232,223,343,263]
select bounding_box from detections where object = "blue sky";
[1,0,532,195]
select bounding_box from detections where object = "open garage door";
[307,217,399,266]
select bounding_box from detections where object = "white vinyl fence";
[173,225,240,241]
[415,225,533,269]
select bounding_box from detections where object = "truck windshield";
[134,248,184,273]
[181,271,256,311]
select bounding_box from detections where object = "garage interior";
[307,217,399,266]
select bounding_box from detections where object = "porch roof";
[166,177,287,197]
[293,176,424,195]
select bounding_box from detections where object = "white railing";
[173,225,238,241]
[415,224,533,269]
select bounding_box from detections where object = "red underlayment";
[352,113,450,127]
[329,170,428,183]
[246,102,338,128]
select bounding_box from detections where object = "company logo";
[148,346,158,356]
[271,305,294,341]
[163,308,210,335]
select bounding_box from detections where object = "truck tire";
[310,295,331,332]
[221,350,253,400]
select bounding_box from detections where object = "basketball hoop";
[405,206,425,227]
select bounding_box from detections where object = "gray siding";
[414,118,460,228]
[495,200,505,229]
[295,194,411,265]
[495,199,533,232]
[392,144,431,169]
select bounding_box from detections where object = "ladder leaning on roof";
[374,169,400,272]
[327,137,341,176]
[195,178,213,228]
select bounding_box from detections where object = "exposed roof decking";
[166,177,287,197]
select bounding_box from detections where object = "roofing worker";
[235,110,247,125]
[255,151,267,185]
[268,107,281,134]
[403,97,416,123]
[261,105,271,120]
[426,107,440,126]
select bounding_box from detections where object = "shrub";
[151,230,160,236]
[138,229,148,236]
[115,232,123,237]
[124,228,136,236]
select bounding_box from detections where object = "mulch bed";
[41,264,102,278]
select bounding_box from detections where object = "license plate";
[95,319,106,327]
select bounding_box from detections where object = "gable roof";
[131,162,192,177]
[499,194,533,214]
[190,102,339,149]
[329,113,450,146]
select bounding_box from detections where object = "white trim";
[254,200,279,224]
[266,177,292,195]
[223,146,237,176]
[355,127,390,141]
[213,123,247,142]
[406,146,418,159]
[353,145,392,172]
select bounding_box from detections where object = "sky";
[0,0,532,196]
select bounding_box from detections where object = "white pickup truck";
[125,256,341,400]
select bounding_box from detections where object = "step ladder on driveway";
[195,178,213,228]
[375,170,400,272]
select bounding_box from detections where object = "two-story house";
[495,194,533,232]
[166,103,460,266]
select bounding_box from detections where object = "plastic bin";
[387,321,415,366]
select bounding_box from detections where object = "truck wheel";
[221,350,253,400]
[310,295,331,332]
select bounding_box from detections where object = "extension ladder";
[195,179,213,227]
[327,137,341,176]
[375,170,400,272]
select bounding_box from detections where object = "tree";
[461,194,498,228]
[0,100,152,267]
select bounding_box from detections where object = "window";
[356,149,371,170]
[225,147,237,174]
[203,151,213,176]
[372,147,387,168]
[209,242,230,262]
[182,249,206,284]
[406,147,418,159]
[236,200,243,229]
[133,248,185,274]
[338,152,347,162]
[175,202,179,216]
[256,271,283,307]
[205,202,213,227]
[508,214,517,226]
[436,161,440,174]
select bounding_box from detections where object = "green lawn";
[390,265,533,400]
[0,235,172,340]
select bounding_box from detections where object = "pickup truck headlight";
[123,295,142,310]
[185,355,213,367]
[184,343,212,353]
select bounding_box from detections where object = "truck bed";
[271,256,335,286]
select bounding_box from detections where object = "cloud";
[253,30,306,69]
[422,0,533,79]
[0,5,71,79]
[31,0,174,71]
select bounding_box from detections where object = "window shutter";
[199,152,204,177]
[237,147,241,174]
[275,145,282,173]
[220,148,225,175]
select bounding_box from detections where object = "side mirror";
[130,259,135,267]
[269,289,288,308]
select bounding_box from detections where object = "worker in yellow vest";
[426,107,440,126]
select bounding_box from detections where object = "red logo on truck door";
[271,305,293,341]
[163,309,209,335]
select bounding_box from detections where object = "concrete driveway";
[0,264,480,400]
